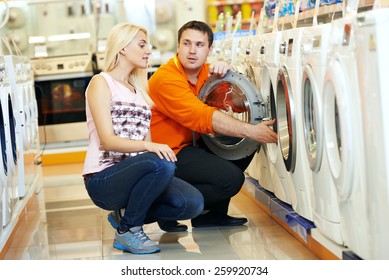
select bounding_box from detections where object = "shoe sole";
[159,226,188,233]
[192,221,248,228]
[108,214,119,229]
[113,243,160,254]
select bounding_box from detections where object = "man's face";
[177,29,213,73]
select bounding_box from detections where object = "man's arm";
[212,110,278,144]
[207,61,278,144]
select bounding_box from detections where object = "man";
[147,20,277,232]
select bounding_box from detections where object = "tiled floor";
[3,163,319,260]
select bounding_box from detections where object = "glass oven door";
[34,72,92,147]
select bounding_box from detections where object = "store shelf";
[207,0,264,31]
[260,3,373,32]
[209,2,374,33]
[207,0,261,6]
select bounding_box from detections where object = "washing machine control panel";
[279,41,287,55]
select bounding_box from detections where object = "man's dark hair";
[177,20,214,48]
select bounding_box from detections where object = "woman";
[82,23,203,255]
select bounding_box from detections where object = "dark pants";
[85,152,204,232]
[175,140,254,215]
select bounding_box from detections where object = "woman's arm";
[87,75,177,161]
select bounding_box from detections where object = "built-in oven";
[30,53,93,148]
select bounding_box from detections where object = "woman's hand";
[145,142,177,162]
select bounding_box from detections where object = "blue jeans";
[85,152,203,232]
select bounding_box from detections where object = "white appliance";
[301,22,345,246]
[0,98,5,234]
[25,62,42,193]
[30,53,93,147]
[260,30,293,205]
[354,8,389,260]
[175,0,206,31]
[5,55,32,198]
[323,16,367,251]
[0,56,19,226]
[277,27,313,221]
[242,34,273,193]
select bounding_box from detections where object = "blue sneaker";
[108,210,121,229]
[113,227,160,254]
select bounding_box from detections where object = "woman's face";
[123,30,151,69]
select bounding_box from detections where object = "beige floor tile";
[3,163,319,260]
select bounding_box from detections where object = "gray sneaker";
[113,227,160,254]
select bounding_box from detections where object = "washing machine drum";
[198,70,267,160]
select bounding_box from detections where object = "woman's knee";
[148,153,176,177]
[168,177,204,219]
[186,190,204,217]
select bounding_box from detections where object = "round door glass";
[198,71,265,160]
[202,81,250,146]
[303,76,316,161]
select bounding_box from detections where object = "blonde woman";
[82,23,203,254]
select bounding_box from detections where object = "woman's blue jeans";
[84,152,203,232]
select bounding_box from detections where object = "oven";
[30,53,93,148]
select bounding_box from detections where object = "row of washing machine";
[211,7,389,259]
[0,55,41,238]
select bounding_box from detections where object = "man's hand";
[209,61,231,78]
[253,119,278,144]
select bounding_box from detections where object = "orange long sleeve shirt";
[149,56,217,154]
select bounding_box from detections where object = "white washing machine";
[222,36,243,70]
[260,30,294,205]
[300,22,345,246]
[0,140,4,234]
[323,16,368,252]
[20,58,37,196]
[354,8,389,260]
[26,65,39,148]
[0,56,19,226]
[277,27,313,221]
[25,62,41,193]
[5,55,32,198]
[244,34,273,193]
[0,85,6,235]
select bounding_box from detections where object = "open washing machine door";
[198,71,267,160]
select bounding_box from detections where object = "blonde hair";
[103,22,154,107]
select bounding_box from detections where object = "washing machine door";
[276,67,297,172]
[198,70,267,160]
[260,65,278,165]
[7,94,18,174]
[323,58,355,199]
[302,65,323,172]
[0,97,8,177]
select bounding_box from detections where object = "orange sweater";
[149,56,217,154]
